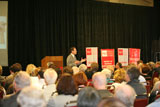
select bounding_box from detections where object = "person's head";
[125,67,140,82]
[156,61,160,68]
[141,64,151,74]
[17,86,46,107]
[147,61,155,71]
[38,69,45,79]
[90,62,99,72]
[77,87,101,107]
[73,72,88,86]
[101,69,112,79]
[26,64,36,76]
[114,69,126,83]
[63,66,73,75]
[57,73,78,95]
[106,65,114,73]
[9,63,22,73]
[44,68,57,85]
[151,81,160,92]
[79,64,87,72]
[13,71,31,92]
[153,77,160,86]
[137,60,143,65]
[116,62,122,69]
[114,84,136,107]
[72,66,79,75]
[70,47,77,55]
[98,97,127,107]
[92,72,107,90]
[0,65,2,76]
[47,62,56,69]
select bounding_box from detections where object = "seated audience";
[17,86,46,107]
[147,61,156,77]
[115,62,122,70]
[0,65,5,85]
[85,62,99,80]
[114,84,136,107]
[149,81,160,104]
[37,68,46,89]
[125,66,147,98]
[73,72,88,89]
[72,66,79,75]
[79,64,87,72]
[47,73,78,107]
[92,72,113,98]
[4,63,22,91]
[48,63,62,79]
[98,97,127,107]
[77,87,101,107]
[1,71,31,107]
[43,68,58,102]
[63,66,73,75]
[112,68,126,89]
[26,64,37,76]
[0,85,6,99]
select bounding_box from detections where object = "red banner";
[101,49,115,68]
[129,48,140,65]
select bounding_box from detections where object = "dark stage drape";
[7,0,160,70]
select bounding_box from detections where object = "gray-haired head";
[114,84,136,107]
[77,87,101,107]
[14,71,31,90]
[44,68,57,85]
[79,64,87,72]
[17,86,46,107]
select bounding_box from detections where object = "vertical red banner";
[101,49,115,69]
[129,48,140,65]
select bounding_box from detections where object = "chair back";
[134,98,148,107]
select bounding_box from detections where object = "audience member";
[37,68,46,89]
[63,66,73,75]
[79,64,87,72]
[72,66,79,75]
[115,62,122,70]
[73,72,88,89]
[77,87,101,107]
[43,68,57,101]
[149,81,160,104]
[112,68,126,89]
[125,66,147,98]
[47,73,78,107]
[85,62,99,80]
[114,84,136,107]
[26,64,36,76]
[0,65,5,85]
[92,72,113,98]
[4,63,22,91]
[1,71,31,107]
[17,86,46,107]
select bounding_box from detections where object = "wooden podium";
[41,56,63,69]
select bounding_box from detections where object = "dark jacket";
[1,91,20,107]
[127,79,147,99]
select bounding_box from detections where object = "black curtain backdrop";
[7,0,160,71]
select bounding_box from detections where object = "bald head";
[92,72,107,90]
[115,84,136,107]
